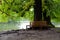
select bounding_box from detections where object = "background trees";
[0,0,34,22]
[0,0,60,23]
[43,0,60,23]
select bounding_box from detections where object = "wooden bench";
[26,21,51,29]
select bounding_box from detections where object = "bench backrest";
[30,21,47,27]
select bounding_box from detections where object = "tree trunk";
[43,9,55,28]
[34,0,42,21]
[30,0,55,29]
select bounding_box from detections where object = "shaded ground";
[0,28,60,40]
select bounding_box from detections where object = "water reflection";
[17,20,30,29]
[52,22,60,27]
[0,20,30,31]
[0,20,60,31]
[0,22,18,31]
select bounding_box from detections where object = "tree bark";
[34,0,42,21]
[31,0,55,29]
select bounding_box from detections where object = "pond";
[0,20,30,31]
[0,20,60,31]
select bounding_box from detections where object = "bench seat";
[26,21,50,29]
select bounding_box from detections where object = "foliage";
[0,0,34,22]
[43,0,60,22]
[0,0,60,22]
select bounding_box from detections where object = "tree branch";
[3,0,9,4]
[11,0,15,5]
[21,6,31,17]
[0,9,10,16]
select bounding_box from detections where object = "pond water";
[0,22,18,31]
[0,20,30,31]
[17,20,30,29]
[0,20,60,31]
[52,22,60,27]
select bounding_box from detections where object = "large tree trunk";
[34,0,42,21]
[30,0,55,29]
[43,9,55,28]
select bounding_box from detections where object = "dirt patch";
[0,28,60,40]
